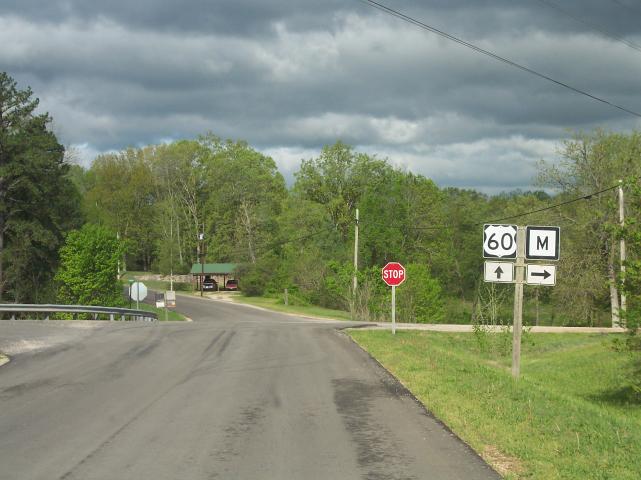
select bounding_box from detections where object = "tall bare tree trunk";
[176,217,183,265]
[608,258,621,328]
[240,201,256,264]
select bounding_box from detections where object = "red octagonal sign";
[382,262,406,287]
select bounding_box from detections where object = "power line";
[608,0,640,14]
[207,225,337,260]
[534,0,641,54]
[357,183,619,231]
[361,0,641,118]
[477,184,619,225]
[199,184,620,261]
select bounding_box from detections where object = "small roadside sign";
[129,282,147,301]
[484,261,515,283]
[526,226,560,261]
[526,264,556,286]
[483,224,517,259]
[155,292,165,308]
[166,290,176,308]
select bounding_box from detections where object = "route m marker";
[382,262,406,335]
[525,226,560,261]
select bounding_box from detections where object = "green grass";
[233,295,352,321]
[135,302,187,321]
[347,330,641,479]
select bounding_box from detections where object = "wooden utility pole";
[353,209,359,294]
[619,180,627,317]
[199,230,204,297]
[512,226,525,378]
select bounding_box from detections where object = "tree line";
[1,71,640,330]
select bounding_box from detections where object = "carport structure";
[190,263,238,291]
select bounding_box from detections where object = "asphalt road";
[0,295,500,480]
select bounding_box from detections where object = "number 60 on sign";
[483,224,517,259]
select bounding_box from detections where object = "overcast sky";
[1,0,640,192]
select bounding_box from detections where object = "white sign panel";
[526,264,556,286]
[483,224,517,259]
[166,290,176,308]
[484,261,515,283]
[130,282,148,301]
[526,226,560,261]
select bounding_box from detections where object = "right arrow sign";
[526,264,556,286]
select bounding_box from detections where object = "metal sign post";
[392,285,396,335]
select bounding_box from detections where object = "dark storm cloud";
[0,0,352,35]
[1,0,640,190]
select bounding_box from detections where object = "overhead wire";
[360,0,641,118]
[356,183,620,231]
[534,0,641,54]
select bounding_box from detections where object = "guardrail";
[0,304,158,322]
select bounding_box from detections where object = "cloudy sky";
[1,0,640,192]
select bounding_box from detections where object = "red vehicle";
[225,279,238,291]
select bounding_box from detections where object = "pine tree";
[0,72,82,302]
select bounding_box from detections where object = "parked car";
[203,277,217,291]
[225,279,238,291]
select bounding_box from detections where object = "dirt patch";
[2,339,51,355]
[482,445,524,477]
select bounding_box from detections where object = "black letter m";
[537,237,548,250]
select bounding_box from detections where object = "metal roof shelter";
[190,263,237,275]
[190,263,238,291]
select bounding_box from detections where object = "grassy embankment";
[348,330,641,479]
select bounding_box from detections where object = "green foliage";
[84,148,157,270]
[235,253,281,296]
[396,263,445,323]
[538,131,641,326]
[0,72,82,302]
[55,224,125,306]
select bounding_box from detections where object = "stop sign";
[381,262,406,287]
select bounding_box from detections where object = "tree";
[0,72,82,302]
[84,149,157,271]
[294,141,391,238]
[397,263,445,323]
[538,130,641,326]
[201,135,286,264]
[55,224,124,306]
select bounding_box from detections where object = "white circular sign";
[130,282,148,301]
[483,224,517,259]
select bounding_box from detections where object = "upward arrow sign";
[494,266,504,279]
